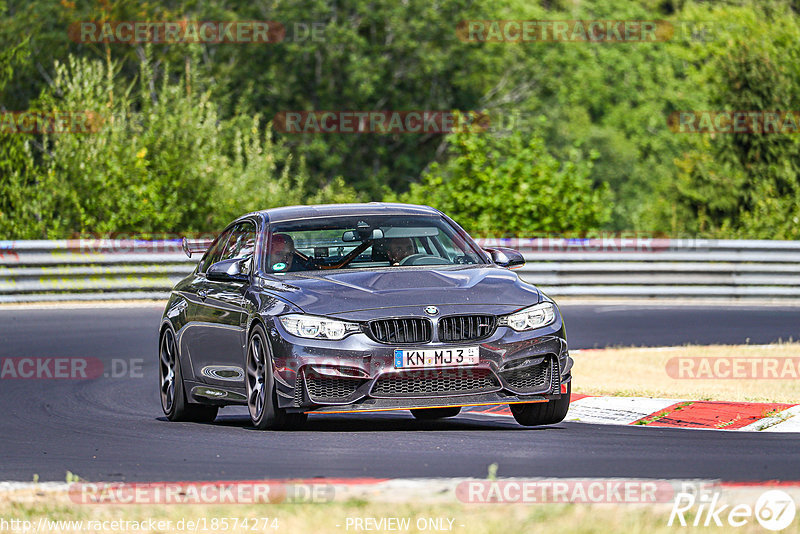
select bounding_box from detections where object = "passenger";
[270,233,296,272]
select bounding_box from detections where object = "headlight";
[499,302,556,332]
[279,314,361,340]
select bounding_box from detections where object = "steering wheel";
[399,254,450,266]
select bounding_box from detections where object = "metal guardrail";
[0,239,193,303]
[2,238,800,302]
[481,237,800,298]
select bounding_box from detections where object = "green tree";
[658,2,800,238]
[396,124,611,236]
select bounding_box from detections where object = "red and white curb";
[464,396,800,432]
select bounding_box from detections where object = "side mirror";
[181,236,214,258]
[207,258,249,282]
[485,247,525,270]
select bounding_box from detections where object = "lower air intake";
[501,357,552,393]
[305,375,363,403]
[371,368,499,398]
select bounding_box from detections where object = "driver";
[269,233,296,272]
[385,237,415,266]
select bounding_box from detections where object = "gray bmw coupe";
[159,203,573,429]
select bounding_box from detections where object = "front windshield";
[264,215,485,274]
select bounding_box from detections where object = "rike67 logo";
[669,488,796,531]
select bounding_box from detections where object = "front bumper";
[267,320,572,414]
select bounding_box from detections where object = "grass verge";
[572,343,799,403]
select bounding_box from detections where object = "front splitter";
[297,392,556,414]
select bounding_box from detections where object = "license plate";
[394,347,479,369]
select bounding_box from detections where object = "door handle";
[198,289,208,300]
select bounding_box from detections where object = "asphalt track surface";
[1,304,799,482]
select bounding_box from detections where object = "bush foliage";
[0,51,357,238]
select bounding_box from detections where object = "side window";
[199,229,233,273]
[220,222,257,264]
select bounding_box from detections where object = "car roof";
[239,203,443,224]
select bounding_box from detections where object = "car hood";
[259,265,541,316]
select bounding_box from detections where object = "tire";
[410,407,462,420]
[159,328,219,423]
[246,324,308,430]
[510,382,571,427]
